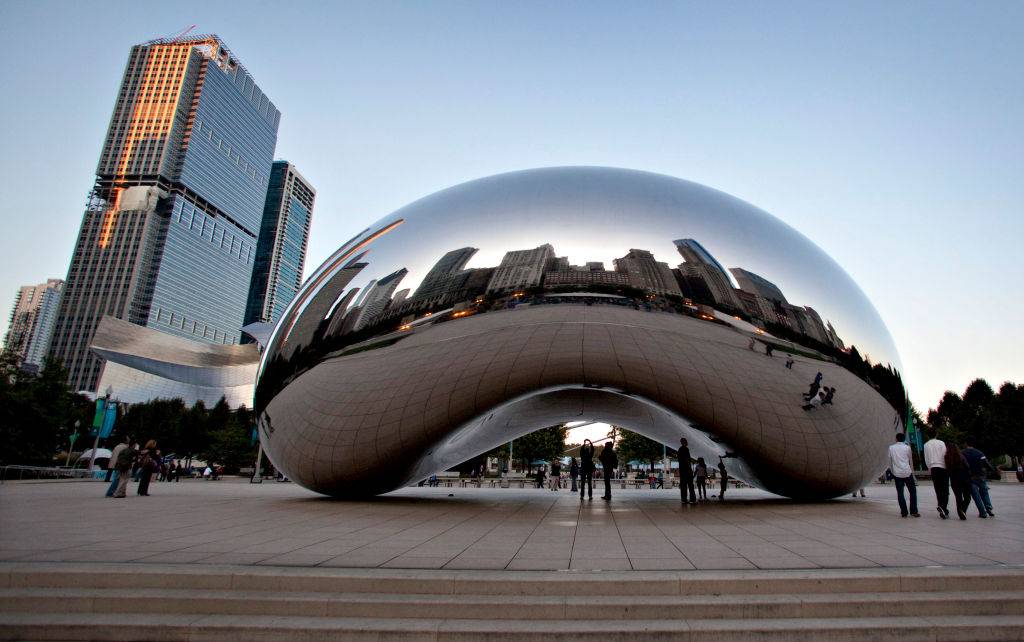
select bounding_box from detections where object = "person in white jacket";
[923,430,949,519]
[888,433,919,518]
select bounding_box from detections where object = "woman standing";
[549,459,561,491]
[945,443,971,520]
[717,458,729,501]
[694,458,708,500]
[136,440,158,496]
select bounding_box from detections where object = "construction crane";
[147,24,196,44]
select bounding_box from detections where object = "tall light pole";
[87,387,113,474]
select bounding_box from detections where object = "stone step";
[1,587,1022,621]
[5,563,1024,596]
[1,613,1023,642]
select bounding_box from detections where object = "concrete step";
[2,613,1023,642]
[1,587,1022,621]
[4,562,1024,596]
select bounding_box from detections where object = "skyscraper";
[246,161,316,326]
[613,249,681,296]
[4,279,64,369]
[674,239,742,310]
[729,267,788,303]
[411,247,478,300]
[50,35,280,391]
[486,244,554,293]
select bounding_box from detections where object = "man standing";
[598,441,618,500]
[923,430,949,519]
[677,438,696,504]
[962,439,996,518]
[579,440,595,500]
[104,436,130,497]
[888,433,919,518]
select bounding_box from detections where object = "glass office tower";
[245,161,315,326]
[50,35,280,391]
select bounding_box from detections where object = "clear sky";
[0,1,1021,414]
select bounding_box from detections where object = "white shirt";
[888,442,914,478]
[923,438,947,469]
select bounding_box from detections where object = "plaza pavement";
[1,478,1021,573]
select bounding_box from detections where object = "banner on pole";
[91,399,106,433]
[99,403,117,439]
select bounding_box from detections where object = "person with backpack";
[110,441,138,498]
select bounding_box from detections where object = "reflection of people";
[785,355,794,369]
[923,430,949,519]
[804,378,821,400]
[677,438,696,504]
[764,344,774,357]
[802,391,825,411]
[962,439,995,518]
[599,441,617,500]
[579,440,595,500]
[748,337,756,350]
[888,433,919,518]
[821,387,835,406]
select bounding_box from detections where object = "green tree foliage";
[616,429,665,471]
[926,378,1022,465]
[118,398,187,452]
[512,424,568,472]
[199,401,255,474]
[0,354,92,466]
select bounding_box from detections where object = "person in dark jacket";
[110,442,138,498]
[569,457,579,493]
[598,441,618,500]
[717,458,729,501]
[677,438,696,504]
[579,440,595,500]
[961,440,996,518]
[944,443,971,520]
[136,440,158,496]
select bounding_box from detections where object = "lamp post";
[65,420,81,468]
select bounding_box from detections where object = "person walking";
[785,355,794,369]
[717,458,729,500]
[962,439,996,518]
[110,441,138,498]
[923,430,949,519]
[105,437,130,497]
[944,443,971,520]
[677,438,696,504]
[569,457,579,493]
[694,458,708,500]
[136,440,159,496]
[888,433,919,518]
[579,440,595,500]
[598,441,618,500]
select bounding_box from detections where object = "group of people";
[801,371,836,411]
[104,437,161,498]
[677,438,729,503]
[887,430,997,519]
[573,439,619,500]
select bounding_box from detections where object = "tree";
[512,425,568,473]
[616,429,664,471]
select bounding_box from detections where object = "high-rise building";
[4,279,64,369]
[613,249,681,296]
[486,244,554,293]
[412,247,478,300]
[50,35,280,391]
[246,161,315,326]
[353,268,408,330]
[674,239,741,310]
[729,267,788,303]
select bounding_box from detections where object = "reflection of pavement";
[2,480,1021,571]
[265,305,895,498]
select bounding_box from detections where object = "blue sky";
[0,1,1021,413]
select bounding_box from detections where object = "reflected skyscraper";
[486,244,554,293]
[674,239,741,309]
[412,247,478,299]
[246,161,315,326]
[4,279,64,370]
[613,249,681,296]
[729,267,788,303]
[49,35,280,391]
[353,268,408,330]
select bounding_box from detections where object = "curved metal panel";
[255,167,906,499]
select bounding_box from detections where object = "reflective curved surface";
[255,167,906,499]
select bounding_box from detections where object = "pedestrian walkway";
[1,480,1021,571]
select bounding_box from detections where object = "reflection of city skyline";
[320,237,846,352]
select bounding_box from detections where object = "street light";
[87,388,113,474]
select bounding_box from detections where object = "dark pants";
[950,477,970,516]
[570,473,578,492]
[137,470,153,495]
[680,475,696,503]
[580,470,593,498]
[602,467,613,498]
[894,475,918,516]
[104,470,120,497]
[696,478,707,499]
[930,467,949,513]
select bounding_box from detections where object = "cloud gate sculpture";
[255,167,906,499]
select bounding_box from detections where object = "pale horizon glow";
[0,1,1021,414]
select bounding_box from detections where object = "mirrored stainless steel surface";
[255,167,906,499]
